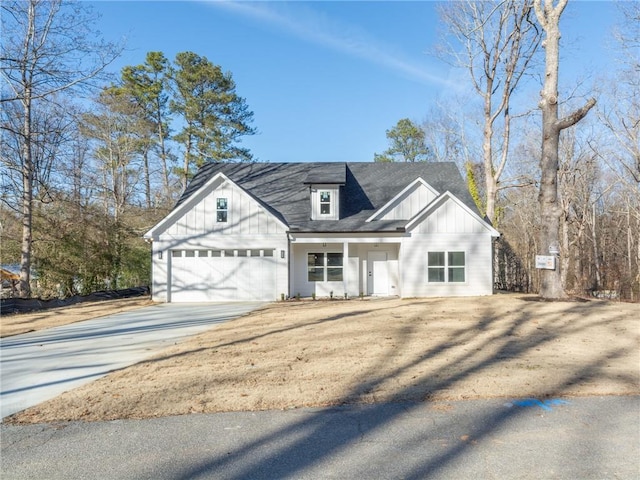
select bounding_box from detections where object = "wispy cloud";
[209,1,452,87]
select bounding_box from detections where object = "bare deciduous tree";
[533,0,596,299]
[556,127,599,292]
[437,0,542,223]
[0,0,122,297]
[593,0,640,300]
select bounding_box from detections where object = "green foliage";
[119,52,175,204]
[170,51,256,181]
[121,52,170,119]
[374,118,432,163]
[31,197,152,298]
[465,161,486,217]
[373,152,393,163]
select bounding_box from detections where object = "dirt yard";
[4,294,639,424]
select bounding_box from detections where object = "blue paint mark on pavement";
[512,398,570,411]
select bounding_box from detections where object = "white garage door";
[170,249,277,302]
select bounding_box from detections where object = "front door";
[367,251,389,295]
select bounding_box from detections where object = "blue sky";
[90,1,619,164]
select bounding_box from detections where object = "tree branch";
[556,98,597,130]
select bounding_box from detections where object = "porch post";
[343,240,349,297]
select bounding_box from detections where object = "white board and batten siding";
[290,242,350,298]
[377,183,438,221]
[165,182,283,237]
[400,196,496,297]
[150,180,288,302]
[413,197,488,235]
[400,234,494,297]
[289,241,401,299]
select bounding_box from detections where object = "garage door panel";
[170,250,276,302]
[248,256,277,301]
[171,256,210,302]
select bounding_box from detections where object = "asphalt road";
[0,302,264,419]
[2,395,639,479]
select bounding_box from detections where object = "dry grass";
[6,294,639,424]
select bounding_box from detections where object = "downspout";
[343,240,349,297]
[287,233,292,300]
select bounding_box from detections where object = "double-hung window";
[307,252,343,282]
[319,191,331,215]
[428,251,465,283]
[216,198,228,222]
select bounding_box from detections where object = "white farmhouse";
[144,162,499,302]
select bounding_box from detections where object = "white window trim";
[319,191,332,216]
[427,251,466,283]
[310,185,340,220]
[216,197,228,223]
[307,251,344,282]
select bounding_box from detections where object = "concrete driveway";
[0,302,264,419]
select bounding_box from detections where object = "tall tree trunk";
[182,133,193,194]
[157,115,170,200]
[636,224,640,302]
[627,204,634,302]
[483,95,496,221]
[19,90,33,298]
[438,0,541,225]
[534,0,596,299]
[591,202,602,289]
[143,149,152,209]
[561,213,570,289]
[538,113,564,298]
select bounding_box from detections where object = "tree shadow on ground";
[165,298,638,479]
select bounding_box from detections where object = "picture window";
[307,252,343,282]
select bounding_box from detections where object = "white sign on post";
[535,255,556,270]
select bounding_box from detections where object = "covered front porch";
[288,233,402,299]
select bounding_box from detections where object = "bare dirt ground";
[4,294,639,424]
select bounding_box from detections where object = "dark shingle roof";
[303,163,346,184]
[176,162,477,233]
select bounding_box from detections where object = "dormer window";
[310,186,339,220]
[320,191,331,215]
[304,164,345,221]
